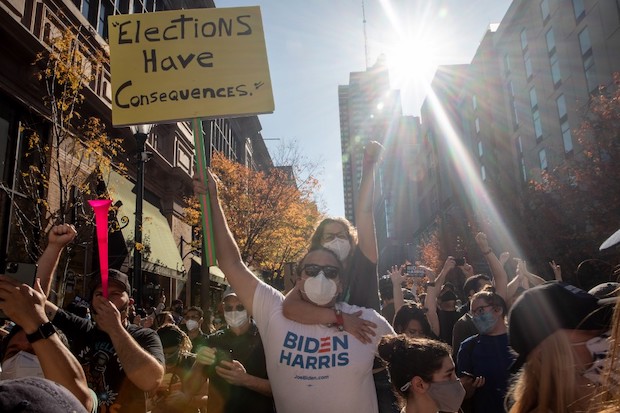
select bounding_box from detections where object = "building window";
[550,53,561,86]
[529,87,538,110]
[545,28,556,54]
[546,28,561,86]
[561,121,573,154]
[520,28,528,51]
[516,136,527,183]
[556,95,573,154]
[539,149,548,171]
[524,53,533,79]
[541,0,550,23]
[530,87,543,141]
[573,0,585,21]
[475,118,480,134]
[556,94,567,120]
[533,110,543,141]
[508,80,519,127]
[579,28,597,92]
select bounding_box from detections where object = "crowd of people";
[0,140,619,412]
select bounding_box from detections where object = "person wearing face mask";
[282,141,385,344]
[456,291,513,413]
[192,168,394,413]
[186,287,274,413]
[378,335,465,413]
[278,141,400,413]
[507,281,613,413]
[181,306,210,352]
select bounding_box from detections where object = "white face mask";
[224,310,248,328]
[322,238,351,261]
[303,271,338,306]
[0,351,45,380]
[185,319,200,331]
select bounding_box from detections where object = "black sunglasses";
[224,304,245,312]
[302,264,340,279]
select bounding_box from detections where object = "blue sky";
[217,0,513,216]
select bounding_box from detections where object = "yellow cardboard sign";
[108,7,274,126]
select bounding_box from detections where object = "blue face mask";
[472,311,496,334]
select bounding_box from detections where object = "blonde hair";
[590,297,620,413]
[508,331,596,413]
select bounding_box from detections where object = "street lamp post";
[129,124,153,308]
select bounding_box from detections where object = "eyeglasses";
[470,304,494,317]
[224,304,245,312]
[302,264,340,279]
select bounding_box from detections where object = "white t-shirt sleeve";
[252,281,285,333]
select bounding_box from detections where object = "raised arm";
[37,224,77,295]
[388,265,405,317]
[355,141,383,262]
[282,286,377,344]
[518,259,546,286]
[475,232,508,302]
[0,276,93,412]
[424,258,454,337]
[194,170,258,310]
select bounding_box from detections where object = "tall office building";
[339,56,400,224]
[413,0,620,270]
[339,56,423,271]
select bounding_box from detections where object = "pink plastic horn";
[89,200,112,298]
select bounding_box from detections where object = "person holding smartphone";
[188,287,274,413]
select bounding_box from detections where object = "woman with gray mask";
[378,335,465,413]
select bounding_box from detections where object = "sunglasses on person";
[302,264,340,279]
[224,304,245,312]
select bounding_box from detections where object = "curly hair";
[156,324,193,354]
[378,335,451,403]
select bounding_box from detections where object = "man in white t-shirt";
[196,170,394,413]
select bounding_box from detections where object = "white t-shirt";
[252,282,395,413]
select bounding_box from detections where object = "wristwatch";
[26,322,57,343]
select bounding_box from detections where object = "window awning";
[106,170,186,280]
[191,256,229,286]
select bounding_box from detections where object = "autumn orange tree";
[185,151,322,286]
[1,29,124,296]
[521,73,620,280]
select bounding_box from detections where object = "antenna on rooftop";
[362,0,369,69]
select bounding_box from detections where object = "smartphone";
[405,264,425,277]
[2,262,37,286]
[0,262,38,319]
[454,257,465,266]
[214,349,233,365]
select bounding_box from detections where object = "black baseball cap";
[508,281,613,373]
[89,269,131,299]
